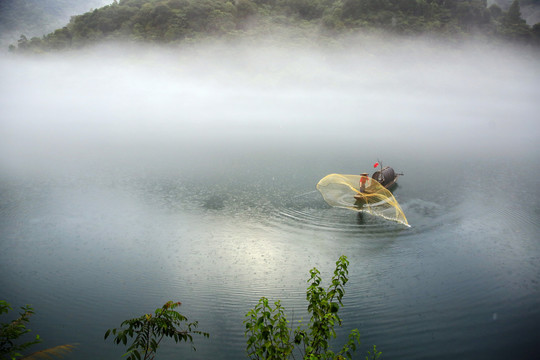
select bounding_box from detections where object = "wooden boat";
[353,166,401,201]
[372,166,399,190]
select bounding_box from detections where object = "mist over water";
[1,37,539,359]
[1,38,538,179]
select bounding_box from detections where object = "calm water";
[1,40,539,359]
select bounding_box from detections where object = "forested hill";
[0,0,111,48]
[10,0,540,52]
[489,0,540,24]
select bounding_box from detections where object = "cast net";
[316,174,409,226]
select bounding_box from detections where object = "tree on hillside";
[506,0,526,22]
[7,0,539,52]
[454,0,492,31]
[498,0,532,39]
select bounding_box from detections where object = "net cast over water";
[316,174,409,226]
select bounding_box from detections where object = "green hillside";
[0,0,110,48]
[10,0,540,52]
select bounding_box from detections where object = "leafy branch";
[244,255,380,360]
[0,300,41,360]
[104,300,209,360]
[1,300,77,360]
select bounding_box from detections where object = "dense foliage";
[491,0,540,24]
[9,0,540,52]
[244,255,380,360]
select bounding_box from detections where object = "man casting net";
[316,174,409,226]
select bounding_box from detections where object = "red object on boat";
[373,162,379,168]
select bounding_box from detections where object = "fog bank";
[1,38,539,180]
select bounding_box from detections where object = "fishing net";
[316,174,409,226]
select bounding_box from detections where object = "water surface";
[1,39,539,359]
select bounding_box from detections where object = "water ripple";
[257,191,410,237]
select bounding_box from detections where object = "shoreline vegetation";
[3,256,374,360]
[8,0,540,53]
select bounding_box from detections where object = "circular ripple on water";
[261,190,410,236]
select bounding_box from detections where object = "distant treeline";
[10,0,540,51]
[0,0,108,37]
[490,0,540,24]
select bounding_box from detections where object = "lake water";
[1,38,539,359]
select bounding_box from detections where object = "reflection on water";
[1,40,540,359]
[1,155,539,359]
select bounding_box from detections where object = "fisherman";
[359,173,369,193]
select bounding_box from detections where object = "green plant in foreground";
[244,255,382,360]
[1,300,76,360]
[1,300,41,360]
[105,300,209,360]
